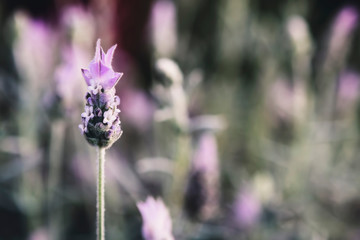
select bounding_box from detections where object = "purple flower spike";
[137,196,174,240]
[81,39,123,90]
[79,39,123,148]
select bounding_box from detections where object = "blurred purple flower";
[184,131,219,220]
[333,7,358,37]
[192,132,219,174]
[55,46,89,112]
[137,196,174,240]
[61,5,96,49]
[329,6,358,57]
[234,189,261,230]
[338,71,360,102]
[13,12,58,89]
[150,0,177,57]
[337,71,360,113]
[268,79,306,122]
[121,88,155,132]
[29,228,49,240]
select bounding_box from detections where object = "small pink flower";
[137,196,174,240]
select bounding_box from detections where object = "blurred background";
[1,0,360,239]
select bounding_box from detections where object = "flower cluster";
[79,39,123,148]
[137,197,174,240]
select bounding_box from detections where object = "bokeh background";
[1,0,360,239]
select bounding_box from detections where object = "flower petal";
[81,68,92,86]
[94,39,102,62]
[102,72,123,89]
[89,59,100,78]
[104,44,117,66]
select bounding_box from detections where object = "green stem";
[97,147,106,240]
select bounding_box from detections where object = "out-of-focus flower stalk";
[286,15,312,80]
[47,120,66,240]
[336,71,360,118]
[285,16,313,134]
[12,11,59,231]
[184,115,226,221]
[184,131,219,220]
[318,6,358,119]
[155,58,189,130]
[154,58,190,209]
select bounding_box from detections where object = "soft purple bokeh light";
[337,71,360,113]
[121,88,155,132]
[137,196,174,240]
[150,0,177,57]
[55,46,89,112]
[329,6,358,56]
[192,132,219,174]
[29,228,49,240]
[13,12,58,89]
[234,189,261,229]
[338,71,360,102]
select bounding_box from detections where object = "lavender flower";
[137,196,174,240]
[79,39,123,148]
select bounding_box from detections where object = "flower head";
[79,39,123,148]
[81,39,123,90]
[137,197,174,240]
